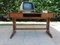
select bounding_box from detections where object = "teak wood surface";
[9,12,54,39]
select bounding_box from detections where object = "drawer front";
[42,13,53,19]
[9,13,23,18]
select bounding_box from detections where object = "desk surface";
[9,12,54,19]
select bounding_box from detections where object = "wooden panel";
[9,12,23,18]
[42,13,53,18]
[9,12,53,19]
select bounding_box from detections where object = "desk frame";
[9,13,53,39]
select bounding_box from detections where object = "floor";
[0,22,60,45]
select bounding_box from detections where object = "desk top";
[9,12,54,19]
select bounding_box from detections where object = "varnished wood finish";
[9,12,53,39]
[46,18,52,38]
[10,19,16,39]
[9,12,53,19]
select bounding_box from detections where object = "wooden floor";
[0,24,60,45]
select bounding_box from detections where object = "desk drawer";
[9,13,23,18]
[42,13,53,18]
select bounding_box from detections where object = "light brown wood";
[9,12,53,19]
[9,12,53,39]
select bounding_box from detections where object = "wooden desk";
[9,12,53,39]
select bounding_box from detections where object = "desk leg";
[46,18,52,38]
[10,19,16,39]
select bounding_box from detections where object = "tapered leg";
[10,30,16,39]
[46,18,52,38]
[10,19,16,39]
